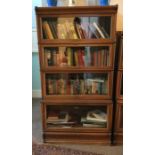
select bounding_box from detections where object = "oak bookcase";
[113,31,123,144]
[35,6,118,144]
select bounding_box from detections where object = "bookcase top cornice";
[35,5,118,15]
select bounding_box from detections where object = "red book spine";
[66,80,71,95]
[78,50,82,66]
[80,50,85,66]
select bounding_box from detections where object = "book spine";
[66,80,71,95]
[48,21,57,39]
[70,80,74,95]
[80,80,84,94]
[74,51,79,66]
[74,23,82,39]
[43,21,54,39]
[56,51,60,66]
[45,50,53,66]
[101,49,104,67]
[98,50,101,67]
[80,50,85,66]
[48,79,53,94]
[67,48,72,66]
[53,50,57,66]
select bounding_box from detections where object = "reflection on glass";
[46,73,108,95]
[46,105,107,128]
[44,46,110,67]
[42,16,111,39]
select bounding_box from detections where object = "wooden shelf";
[41,67,114,72]
[38,39,116,45]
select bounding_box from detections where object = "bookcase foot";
[43,132,112,144]
[113,132,123,145]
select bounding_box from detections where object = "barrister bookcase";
[35,6,118,144]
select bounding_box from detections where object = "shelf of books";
[41,72,113,99]
[42,101,113,144]
[40,45,115,70]
[36,6,117,43]
[42,104,112,131]
[41,16,111,40]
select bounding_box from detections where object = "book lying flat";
[83,123,107,128]
[86,110,107,122]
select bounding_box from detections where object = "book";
[65,19,78,39]
[83,123,106,128]
[47,111,70,124]
[53,50,57,65]
[88,24,99,38]
[47,79,54,94]
[102,79,108,94]
[42,21,54,39]
[81,117,107,125]
[58,47,68,66]
[74,50,79,66]
[45,50,53,66]
[99,25,110,38]
[66,48,72,66]
[57,23,66,39]
[48,20,58,39]
[93,22,105,38]
[74,23,82,39]
[86,110,107,123]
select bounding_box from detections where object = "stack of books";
[81,110,107,128]
[47,111,76,128]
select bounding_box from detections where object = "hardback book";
[86,110,107,123]
[93,22,105,38]
[83,123,106,128]
[66,48,73,66]
[45,50,53,66]
[42,21,54,39]
[48,20,58,39]
[47,111,70,123]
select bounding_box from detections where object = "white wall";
[110,0,123,31]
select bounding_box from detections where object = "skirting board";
[32,90,41,98]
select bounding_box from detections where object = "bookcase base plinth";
[113,132,123,145]
[43,132,111,144]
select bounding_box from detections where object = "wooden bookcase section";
[36,6,118,144]
[114,31,123,144]
[114,100,123,144]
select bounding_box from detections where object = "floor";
[32,98,123,155]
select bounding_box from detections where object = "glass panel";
[46,73,108,95]
[120,74,123,95]
[46,105,108,128]
[42,16,111,39]
[44,46,110,67]
[119,106,123,128]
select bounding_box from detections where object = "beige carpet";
[32,98,123,155]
